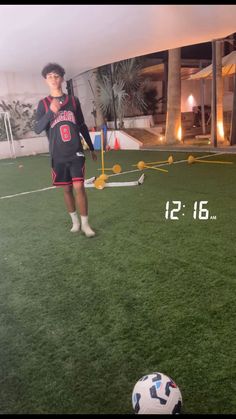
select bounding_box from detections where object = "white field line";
[0,162,15,165]
[0,152,228,200]
[0,177,96,200]
[0,186,56,200]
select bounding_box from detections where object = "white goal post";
[0,111,16,158]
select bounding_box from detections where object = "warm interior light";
[188,94,194,107]
[159,135,163,142]
[177,126,182,141]
[217,121,224,140]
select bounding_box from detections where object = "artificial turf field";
[0,149,236,414]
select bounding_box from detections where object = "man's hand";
[50,99,61,114]
[90,151,97,161]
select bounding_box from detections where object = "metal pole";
[3,113,12,157]
[110,63,117,130]
[162,52,168,114]
[66,79,74,96]
[6,112,16,158]
[200,61,206,135]
[212,40,217,147]
[100,129,105,175]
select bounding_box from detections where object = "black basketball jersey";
[35,95,94,163]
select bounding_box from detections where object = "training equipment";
[114,137,120,150]
[94,177,106,190]
[92,174,145,190]
[94,129,145,190]
[98,164,122,174]
[188,155,233,165]
[188,155,195,164]
[94,134,102,150]
[132,372,182,415]
[143,155,174,165]
[133,155,173,170]
[98,130,122,178]
[85,177,96,184]
[136,160,168,173]
[99,173,109,181]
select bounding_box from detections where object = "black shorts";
[51,155,86,186]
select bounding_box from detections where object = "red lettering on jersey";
[51,110,76,128]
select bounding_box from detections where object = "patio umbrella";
[189,51,236,80]
[189,49,236,145]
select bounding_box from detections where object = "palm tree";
[165,48,181,144]
[96,58,147,128]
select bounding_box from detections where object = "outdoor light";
[217,121,224,140]
[177,126,182,141]
[188,94,195,107]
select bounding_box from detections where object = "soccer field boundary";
[0,152,229,200]
[0,177,95,200]
[0,186,56,200]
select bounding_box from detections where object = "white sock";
[81,215,95,237]
[69,211,80,232]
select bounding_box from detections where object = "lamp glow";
[188,94,194,107]
[177,126,182,141]
[217,121,224,140]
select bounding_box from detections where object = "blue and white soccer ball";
[132,372,182,414]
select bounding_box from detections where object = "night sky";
[146,32,236,61]
[146,41,212,60]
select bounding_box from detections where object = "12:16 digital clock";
[165,201,216,220]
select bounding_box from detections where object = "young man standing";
[35,63,97,237]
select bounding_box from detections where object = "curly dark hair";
[41,63,65,78]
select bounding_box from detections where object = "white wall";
[87,130,141,150]
[181,77,234,113]
[107,115,154,129]
[0,136,49,159]
[0,130,141,159]
[0,70,50,140]
[181,78,212,112]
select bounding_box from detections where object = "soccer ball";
[132,372,182,414]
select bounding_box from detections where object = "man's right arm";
[34,100,55,134]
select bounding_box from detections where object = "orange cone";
[114,137,120,150]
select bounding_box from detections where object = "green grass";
[0,150,236,414]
